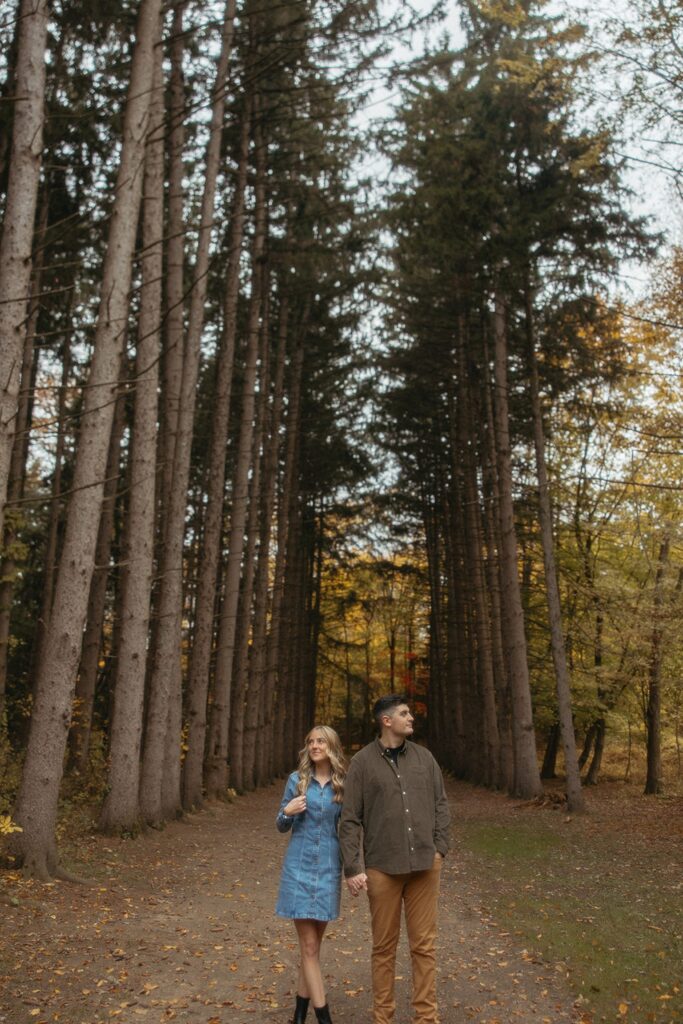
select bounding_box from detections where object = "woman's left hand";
[284,794,307,817]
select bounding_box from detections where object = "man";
[339,694,451,1024]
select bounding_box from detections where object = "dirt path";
[1,780,581,1024]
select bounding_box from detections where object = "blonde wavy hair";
[295,725,346,804]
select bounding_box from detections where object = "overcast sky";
[368,0,681,292]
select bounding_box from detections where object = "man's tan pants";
[366,856,442,1024]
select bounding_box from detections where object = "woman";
[276,725,346,1024]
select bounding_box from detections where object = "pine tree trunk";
[491,293,542,799]
[145,0,186,810]
[644,531,670,795]
[30,331,74,684]
[456,330,501,787]
[282,507,306,764]
[464,450,500,785]
[541,722,560,779]
[158,0,187,514]
[480,335,514,789]
[447,387,479,780]
[578,723,596,771]
[205,106,268,799]
[260,314,306,784]
[67,388,126,773]
[584,718,605,786]
[246,292,288,789]
[307,503,325,716]
[423,492,447,763]
[100,38,164,832]
[182,106,251,810]
[140,0,237,823]
[142,1,186,729]
[0,195,47,725]
[229,301,269,792]
[0,0,49,542]
[12,0,164,878]
[276,442,307,773]
[525,286,584,812]
[443,481,467,777]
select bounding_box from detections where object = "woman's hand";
[283,794,307,817]
[346,873,368,897]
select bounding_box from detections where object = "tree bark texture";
[140,0,237,824]
[262,321,305,783]
[0,0,49,544]
[491,294,542,799]
[541,722,560,779]
[443,482,468,778]
[205,104,268,799]
[67,387,126,774]
[12,0,164,878]
[0,196,47,723]
[480,336,514,790]
[244,289,288,789]
[157,0,187,519]
[423,489,447,763]
[100,37,164,831]
[29,331,74,684]
[645,531,670,795]
[456,329,501,787]
[525,287,584,812]
[182,105,252,810]
[228,299,269,791]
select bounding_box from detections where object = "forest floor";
[0,777,681,1024]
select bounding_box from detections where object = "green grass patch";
[460,822,682,1023]
[463,821,562,860]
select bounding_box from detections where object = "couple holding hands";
[275,694,451,1024]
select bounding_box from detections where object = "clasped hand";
[345,873,368,897]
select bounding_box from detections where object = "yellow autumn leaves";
[0,813,22,835]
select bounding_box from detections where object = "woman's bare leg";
[294,919,328,1008]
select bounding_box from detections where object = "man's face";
[383,703,414,738]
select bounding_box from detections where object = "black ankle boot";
[292,995,309,1023]
[313,1005,332,1024]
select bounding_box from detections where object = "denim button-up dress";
[275,771,342,921]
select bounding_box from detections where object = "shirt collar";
[377,738,407,757]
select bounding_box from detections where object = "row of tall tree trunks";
[377,0,681,810]
[3,0,347,878]
[424,294,583,809]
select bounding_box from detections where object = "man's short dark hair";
[373,693,409,730]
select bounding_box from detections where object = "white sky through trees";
[369,0,681,291]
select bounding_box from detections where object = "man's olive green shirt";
[339,738,451,877]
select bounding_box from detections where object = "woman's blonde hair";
[296,725,346,803]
